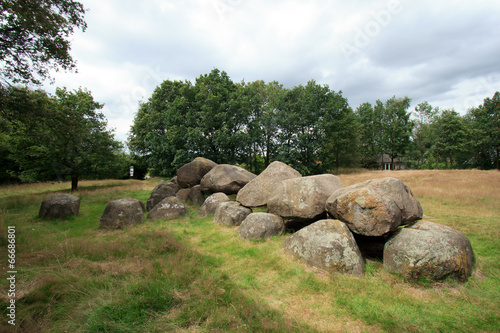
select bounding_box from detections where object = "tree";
[129,79,193,176]
[412,101,439,168]
[129,69,252,176]
[356,102,380,167]
[379,96,413,169]
[0,0,86,86]
[431,109,467,169]
[2,86,122,190]
[276,80,353,174]
[465,92,500,169]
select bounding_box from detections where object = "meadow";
[0,170,498,332]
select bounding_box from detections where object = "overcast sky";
[44,0,500,143]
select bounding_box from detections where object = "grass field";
[0,170,499,332]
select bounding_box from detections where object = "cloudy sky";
[45,0,500,143]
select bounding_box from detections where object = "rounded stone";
[283,219,364,276]
[383,220,474,282]
[99,198,145,229]
[238,213,285,240]
[147,196,189,221]
[39,193,80,219]
[214,201,252,226]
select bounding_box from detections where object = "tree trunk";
[496,146,499,170]
[71,174,78,192]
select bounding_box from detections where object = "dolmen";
[147,157,476,283]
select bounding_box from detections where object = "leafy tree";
[356,102,381,167]
[412,101,439,168]
[239,80,283,172]
[0,0,86,86]
[465,92,500,169]
[191,69,246,164]
[431,109,467,169]
[2,86,122,190]
[276,80,353,174]
[129,69,251,176]
[129,79,193,176]
[379,96,413,169]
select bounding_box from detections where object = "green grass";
[0,172,499,332]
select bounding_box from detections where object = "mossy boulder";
[99,198,145,229]
[39,193,80,219]
[326,177,423,236]
[383,220,474,282]
[283,219,364,276]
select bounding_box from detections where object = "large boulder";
[214,201,252,226]
[236,161,302,207]
[146,180,180,211]
[283,219,364,276]
[200,164,257,195]
[326,177,423,236]
[197,192,231,217]
[176,157,217,188]
[99,198,145,229]
[176,188,191,203]
[39,193,80,219]
[238,213,285,240]
[383,221,474,282]
[189,185,205,205]
[147,197,189,220]
[268,174,343,220]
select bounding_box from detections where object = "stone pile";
[39,156,473,283]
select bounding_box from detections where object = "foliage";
[0,86,125,189]
[0,0,86,86]
[465,92,500,170]
[129,70,357,176]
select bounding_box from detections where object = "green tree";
[411,101,439,168]
[239,80,283,172]
[2,86,122,190]
[356,102,381,167]
[129,79,193,176]
[276,80,353,174]
[0,0,86,85]
[129,69,251,176]
[431,109,467,169]
[379,96,413,169]
[465,92,500,169]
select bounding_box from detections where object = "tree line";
[1,68,498,189]
[0,86,146,190]
[129,68,500,176]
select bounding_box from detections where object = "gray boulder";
[146,180,180,211]
[268,174,343,220]
[39,193,80,219]
[283,219,364,276]
[189,185,205,205]
[326,177,423,236]
[176,157,217,188]
[238,213,284,240]
[197,192,231,217]
[214,201,252,226]
[200,164,257,195]
[384,220,474,282]
[176,188,191,203]
[99,198,145,229]
[147,196,189,220]
[236,161,302,207]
